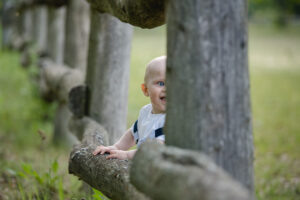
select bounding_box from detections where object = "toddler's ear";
[141,84,149,97]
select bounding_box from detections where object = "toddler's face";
[142,58,166,114]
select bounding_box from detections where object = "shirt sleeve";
[154,127,165,142]
[131,120,139,144]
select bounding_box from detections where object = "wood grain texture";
[87,0,165,28]
[131,141,251,200]
[64,0,90,72]
[68,117,149,200]
[166,0,254,192]
[86,10,132,144]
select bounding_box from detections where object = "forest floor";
[0,23,299,200]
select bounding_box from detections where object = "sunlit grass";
[249,24,300,199]
[251,68,300,199]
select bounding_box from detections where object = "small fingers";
[106,151,117,159]
[93,145,106,155]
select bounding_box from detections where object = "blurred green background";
[1,1,300,199]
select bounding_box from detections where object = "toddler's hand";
[93,145,118,155]
[106,150,129,160]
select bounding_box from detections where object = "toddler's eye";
[157,81,165,86]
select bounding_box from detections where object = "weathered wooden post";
[165,0,254,193]
[51,0,90,145]
[86,9,132,144]
[64,0,90,73]
[1,0,18,49]
[46,5,66,64]
[33,5,48,54]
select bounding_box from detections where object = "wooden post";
[64,0,90,72]
[166,0,254,193]
[1,0,18,49]
[46,5,66,64]
[86,9,133,144]
[33,6,48,54]
[51,0,90,145]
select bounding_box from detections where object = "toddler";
[93,56,166,159]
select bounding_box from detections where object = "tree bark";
[131,141,251,200]
[68,117,149,200]
[166,0,254,193]
[86,0,165,28]
[86,9,133,144]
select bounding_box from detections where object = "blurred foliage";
[248,23,300,199]
[249,0,300,26]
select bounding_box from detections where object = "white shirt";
[131,104,165,147]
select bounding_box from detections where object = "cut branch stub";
[69,85,89,118]
[68,117,149,200]
[130,141,252,200]
[38,58,84,103]
[87,0,166,28]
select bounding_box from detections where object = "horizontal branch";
[68,117,149,200]
[130,141,252,200]
[87,0,166,28]
[16,0,67,10]
[38,58,84,103]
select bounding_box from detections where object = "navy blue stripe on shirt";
[155,128,164,138]
[133,120,138,133]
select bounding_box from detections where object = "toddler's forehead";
[144,56,166,83]
[145,62,165,82]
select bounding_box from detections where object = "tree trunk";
[46,6,66,64]
[166,0,254,193]
[86,9,133,144]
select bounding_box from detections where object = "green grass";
[249,24,300,199]
[0,23,300,199]
[251,68,300,199]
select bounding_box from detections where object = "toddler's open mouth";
[160,96,166,102]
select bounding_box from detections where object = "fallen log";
[131,141,252,200]
[87,0,166,28]
[38,58,84,103]
[68,116,150,200]
[16,0,67,10]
